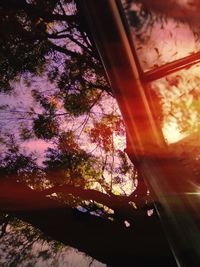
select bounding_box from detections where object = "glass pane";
[147,63,200,265]
[121,0,200,71]
[149,62,200,197]
[150,62,200,144]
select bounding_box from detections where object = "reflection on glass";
[119,2,200,264]
[150,63,200,144]
[147,63,200,266]
[121,0,200,71]
[148,62,200,197]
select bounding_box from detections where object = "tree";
[0,1,176,266]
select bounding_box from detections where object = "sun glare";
[163,122,187,144]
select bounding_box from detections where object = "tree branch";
[11,202,175,267]
[0,180,175,266]
[49,43,80,57]
[47,33,93,55]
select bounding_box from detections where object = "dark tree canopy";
[0,1,177,266]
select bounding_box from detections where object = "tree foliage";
[0,1,176,266]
